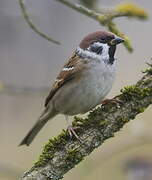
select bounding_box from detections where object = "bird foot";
[102,98,123,106]
[67,125,82,143]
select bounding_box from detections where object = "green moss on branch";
[21,63,152,180]
[143,68,152,75]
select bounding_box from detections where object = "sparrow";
[19,31,124,146]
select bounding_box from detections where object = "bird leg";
[65,115,82,142]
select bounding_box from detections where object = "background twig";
[18,0,148,52]
[18,0,60,44]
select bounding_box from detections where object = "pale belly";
[52,62,116,115]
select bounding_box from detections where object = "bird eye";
[90,45,103,55]
[100,38,107,43]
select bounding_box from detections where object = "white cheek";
[100,43,110,60]
[76,43,110,63]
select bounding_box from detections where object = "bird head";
[77,31,124,64]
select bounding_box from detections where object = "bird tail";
[19,107,57,146]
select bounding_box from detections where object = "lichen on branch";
[21,62,152,180]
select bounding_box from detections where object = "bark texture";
[21,65,152,180]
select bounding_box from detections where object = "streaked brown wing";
[44,52,86,107]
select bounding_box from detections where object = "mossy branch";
[21,62,152,180]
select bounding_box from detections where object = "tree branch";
[20,63,152,180]
[18,0,60,45]
[18,0,148,52]
[54,0,148,52]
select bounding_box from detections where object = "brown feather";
[45,31,116,107]
[79,31,114,49]
[45,52,87,107]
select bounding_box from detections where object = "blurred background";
[0,0,152,179]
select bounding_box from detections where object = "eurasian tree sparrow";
[20,31,124,146]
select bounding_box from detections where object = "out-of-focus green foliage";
[107,21,133,52]
[96,2,149,52]
[115,3,148,20]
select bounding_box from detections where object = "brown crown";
[79,31,115,49]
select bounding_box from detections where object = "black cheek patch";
[90,45,103,55]
[108,46,116,64]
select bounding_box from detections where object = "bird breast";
[53,60,116,115]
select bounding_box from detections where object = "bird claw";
[102,98,123,107]
[67,125,82,143]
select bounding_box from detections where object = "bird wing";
[44,52,87,107]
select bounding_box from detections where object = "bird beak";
[110,37,124,46]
